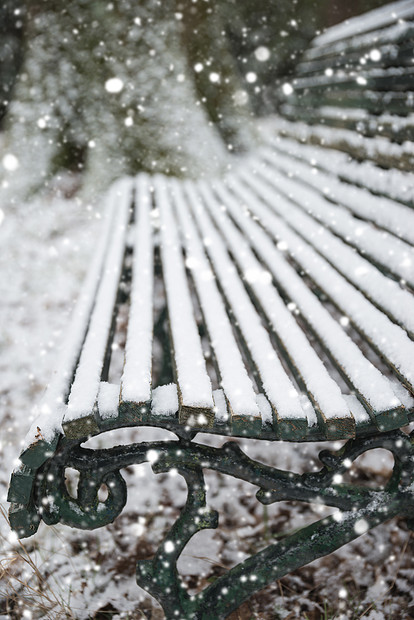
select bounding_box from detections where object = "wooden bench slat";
[212,388,230,426]
[240,161,414,338]
[278,106,414,145]
[308,29,414,67]
[120,175,154,407]
[292,66,414,94]
[267,117,414,172]
[234,168,414,408]
[298,26,414,76]
[97,381,120,422]
[19,182,123,467]
[310,0,414,49]
[258,148,414,288]
[63,178,133,437]
[290,89,414,116]
[151,383,179,422]
[169,178,261,430]
[183,180,305,438]
[265,138,414,244]
[200,179,355,439]
[267,134,413,208]
[228,173,407,429]
[343,394,371,428]
[154,175,214,425]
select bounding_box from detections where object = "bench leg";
[13,429,414,619]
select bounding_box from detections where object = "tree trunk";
[1,0,257,202]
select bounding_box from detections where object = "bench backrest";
[279,0,414,163]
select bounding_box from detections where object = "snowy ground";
[0,188,413,619]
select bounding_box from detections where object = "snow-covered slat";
[265,116,414,172]
[97,382,120,421]
[257,148,414,287]
[151,383,179,422]
[285,88,413,118]
[297,20,414,77]
[213,389,230,426]
[263,138,414,244]
[343,395,371,428]
[154,175,214,426]
[19,181,122,467]
[241,160,414,337]
[64,177,133,437]
[230,170,413,415]
[267,134,414,208]
[221,175,408,430]
[120,175,154,410]
[182,180,306,439]
[170,179,261,433]
[277,106,414,146]
[312,0,414,48]
[197,179,356,439]
[292,66,414,94]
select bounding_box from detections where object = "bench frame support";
[22,430,414,619]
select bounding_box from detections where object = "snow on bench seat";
[215,175,408,433]
[264,133,414,208]
[169,177,261,433]
[63,178,133,438]
[120,175,154,411]
[18,179,126,468]
[264,139,414,244]
[257,148,414,288]
[17,147,414,466]
[199,179,358,439]
[242,155,414,338]
[154,175,215,426]
[183,180,307,439]
[269,117,414,173]
[231,166,413,419]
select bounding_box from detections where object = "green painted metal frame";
[9,428,414,619]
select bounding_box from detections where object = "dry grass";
[0,505,75,619]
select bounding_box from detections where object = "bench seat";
[16,134,414,475]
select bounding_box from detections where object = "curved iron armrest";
[9,428,414,619]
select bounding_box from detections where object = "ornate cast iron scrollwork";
[34,429,414,619]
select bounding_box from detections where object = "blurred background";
[0,0,391,198]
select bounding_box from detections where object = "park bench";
[7,0,414,618]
